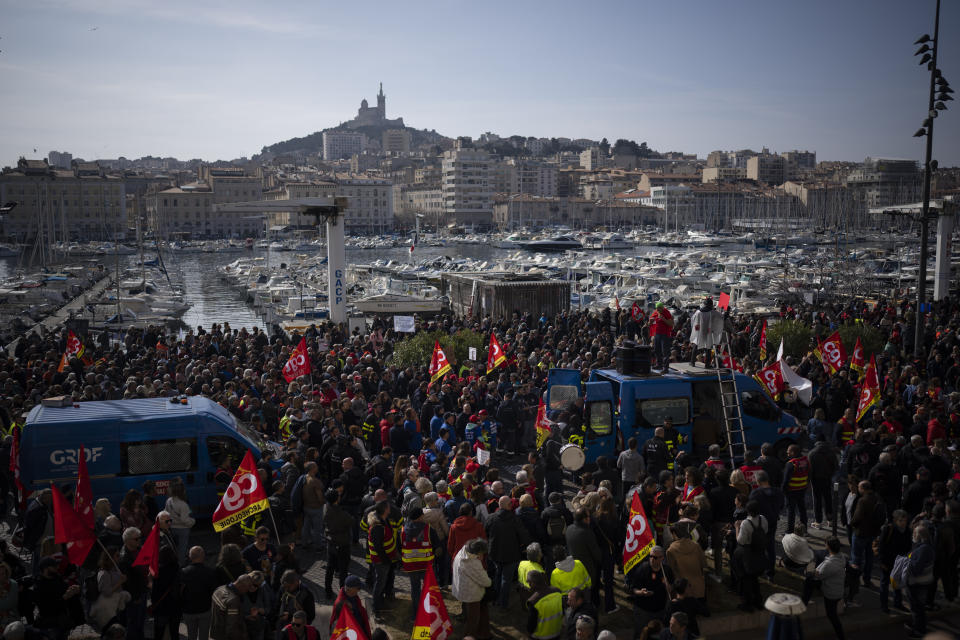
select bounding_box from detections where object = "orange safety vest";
[787,456,810,491]
[838,419,854,443]
[401,525,434,572]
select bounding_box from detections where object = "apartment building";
[442,141,493,229]
[322,131,366,161]
[746,154,786,185]
[335,173,394,234]
[0,159,127,241]
[382,129,412,154]
[845,157,921,209]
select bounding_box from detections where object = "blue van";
[546,362,802,466]
[22,397,280,517]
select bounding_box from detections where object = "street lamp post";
[912,0,953,356]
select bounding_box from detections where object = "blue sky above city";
[1,0,958,165]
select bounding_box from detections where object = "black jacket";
[325,502,355,548]
[485,508,530,564]
[565,521,602,581]
[22,498,51,550]
[181,562,220,614]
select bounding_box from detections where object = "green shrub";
[837,323,884,360]
[766,319,812,360]
[390,329,487,371]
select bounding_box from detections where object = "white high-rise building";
[442,139,493,230]
[322,131,365,161]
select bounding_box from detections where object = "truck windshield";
[635,397,689,428]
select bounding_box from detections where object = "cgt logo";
[50,447,103,466]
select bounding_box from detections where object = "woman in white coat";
[452,538,492,640]
[164,479,195,565]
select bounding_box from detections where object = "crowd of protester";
[0,297,957,639]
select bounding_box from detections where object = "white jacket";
[451,547,491,603]
[165,496,196,529]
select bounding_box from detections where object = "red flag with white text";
[331,600,370,640]
[411,564,453,640]
[486,332,507,374]
[849,337,865,377]
[212,450,270,532]
[755,361,785,400]
[857,355,880,422]
[281,337,312,383]
[428,340,452,384]
[819,330,846,375]
[623,491,655,574]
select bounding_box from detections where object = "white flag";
[776,337,784,362]
[780,358,813,406]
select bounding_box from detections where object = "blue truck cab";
[22,396,281,517]
[546,362,801,466]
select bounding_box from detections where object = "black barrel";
[616,341,653,376]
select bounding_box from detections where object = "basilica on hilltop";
[344,83,405,129]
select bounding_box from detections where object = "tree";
[837,323,884,361]
[390,329,487,371]
[599,138,610,155]
[766,319,812,361]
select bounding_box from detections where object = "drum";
[560,443,585,471]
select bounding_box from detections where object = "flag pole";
[268,507,283,547]
[96,537,123,573]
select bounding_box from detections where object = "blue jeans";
[301,506,325,550]
[850,534,874,583]
[495,561,519,608]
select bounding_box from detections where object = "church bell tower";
[376,82,386,121]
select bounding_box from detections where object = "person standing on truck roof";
[643,427,671,480]
[649,302,675,371]
[689,298,724,368]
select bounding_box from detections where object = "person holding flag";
[411,564,453,640]
[212,450,272,534]
[329,575,371,640]
[282,337,312,383]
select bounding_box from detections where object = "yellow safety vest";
[518,560,544,588]
[532,591,564,639]
[279,416,292,440]
[550,559,591,592]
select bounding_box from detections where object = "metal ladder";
[714,331,748,462]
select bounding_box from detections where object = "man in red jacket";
[448,502,487,562]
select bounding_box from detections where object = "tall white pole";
[327,214,347,324]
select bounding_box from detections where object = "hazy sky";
[1,0,958,165]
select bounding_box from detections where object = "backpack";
[749,517,767,553]
[889,553,911,590]
[290,474,306,517]
[545,511,567,541]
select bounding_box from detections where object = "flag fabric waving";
[428,340,452,384]
[486,332,507,374]
[58,329,86,372]
[819,330,847,375]
[51,484,96,567]
[631,301,642,321]
[212,450,270,532]
[331,599,370,640]
[849,337,865,376]
[717,291,730,311]
[535,397,551,450]
[623,491,656,574]
[776,337,784,363]
[755,361,785,400]
[281,337,312,383]
[9,426,25,513]
[75,444,95,530]
[133,523,160,577]
[759,321,767,361]
[411,564,453,640]
[857,355,880,422]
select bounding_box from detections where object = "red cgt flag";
[849,336,865,376]
[331,599,370,640]
[428,340,451,384]
[755,361,785,400]
[631,301,642,321]
[411,564,453,640]
[75,444,95,530]
[486,332,507,374]
[623,491,655,573]
[857,355,880,422]
[212,450,270,532]
[51,484,96,567]
[133,522,160,577]
[819,330,847,375]
[281,337,312,383]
